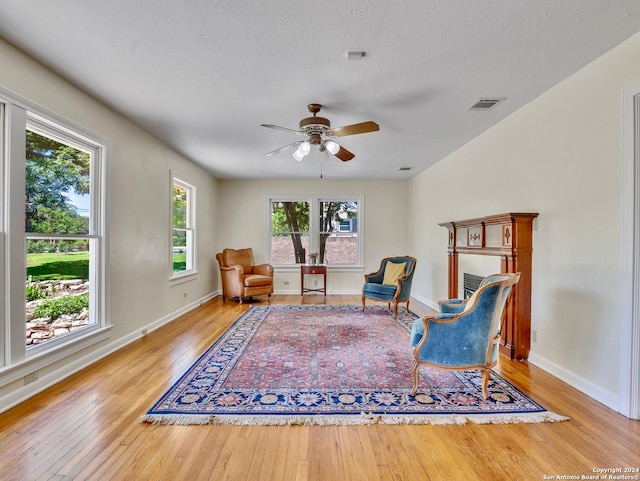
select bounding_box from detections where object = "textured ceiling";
[1,1,639,180]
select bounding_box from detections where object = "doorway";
[621,84,640,419]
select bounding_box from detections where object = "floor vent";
[467,98,505,110]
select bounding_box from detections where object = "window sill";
[274,265,365,273]
[0,325,113,389]
[169,271,198,286]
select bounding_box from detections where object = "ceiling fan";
[261,103,379,162]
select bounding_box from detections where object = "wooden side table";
[300,264,327,296]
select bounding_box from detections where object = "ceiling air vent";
[467,98,505,111]
[399,167,412,171]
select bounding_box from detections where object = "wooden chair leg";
[411,361,420,396]
[481,369,490,400]
[362,296,366,311]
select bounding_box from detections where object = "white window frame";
[170,175,196,280]
[0,88,110,387]
[267,195,364,270]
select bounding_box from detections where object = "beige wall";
[217,179,410,293]
[0,38,219,406]
[409,31,640,408]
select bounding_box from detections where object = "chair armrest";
[253,263,273,277]
[438,299,467,314]
[364,269,385,284]
[411,313,457,346]
[218,264,245,298]
[441,299,465,305]
[219,264,244,277]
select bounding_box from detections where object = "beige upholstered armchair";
[216,248,274,304]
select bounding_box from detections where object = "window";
[319,200,359,265]
[25,124,95,349]
[171,176,195,277]
[269,197,362,266]
[0,89,108,378]
[270,200,310,264]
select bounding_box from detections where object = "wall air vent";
[467,98,505,110]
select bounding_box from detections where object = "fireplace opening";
[463,273,484,299]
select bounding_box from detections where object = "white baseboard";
[0,291,218,414]
[273,289,362,295]
[411,294,439,311]
[527,351,619,412]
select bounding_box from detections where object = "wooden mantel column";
[439,213,538,360]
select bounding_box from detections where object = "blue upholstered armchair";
[362,256,416,318]
[410,272,520,400]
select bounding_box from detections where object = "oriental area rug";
[142,305,568,426]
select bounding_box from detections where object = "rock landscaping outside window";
[26,279,90,345]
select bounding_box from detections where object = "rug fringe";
[141,411,569,426]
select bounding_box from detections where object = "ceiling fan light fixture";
[347,51,365,60]
[293,141,311,161]
[325,140,340,154]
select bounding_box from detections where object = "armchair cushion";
[382,262,406,286]
[244,273,272,287]
[363,282,397,299]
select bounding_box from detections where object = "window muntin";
[171,177,195,277]
[269,197,361,266]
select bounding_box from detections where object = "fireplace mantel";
[439,213,538,360]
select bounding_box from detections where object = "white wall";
[0,38,219,408]
[217,179,410,294]
[409,31,640,410]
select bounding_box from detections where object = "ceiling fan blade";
[265,140,302,157]
[260,124,301,135]
[329,121,380,137]
[334,145,355,162]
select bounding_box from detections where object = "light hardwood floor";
[0,294,638,481]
